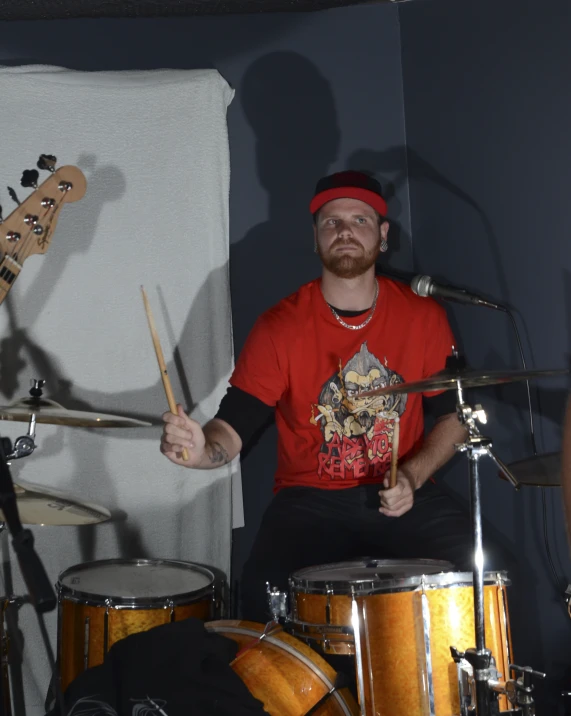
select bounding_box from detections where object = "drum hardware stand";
[0,533,21,716]
[452,649,546,716]
[231,583,285,662]
[0,434,61,716]
[0,434,56,615]
[267,582,288,623]
[4,380,46,462]
[266,583,353,715]
[451,363,545,715]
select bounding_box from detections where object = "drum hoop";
[290,570,510,595]
[57,558,216,607]
[289,558,452,590]
[291,558,452,578]
[289,621,354,638]
[207,624,354,716]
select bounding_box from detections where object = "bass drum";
[207,620,359,716]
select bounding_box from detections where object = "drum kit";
[262,355,569,716]
[0,358,566,716]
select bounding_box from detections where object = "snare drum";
[207,620,359,715]
[290,560,513,715]
[58,558,216,692]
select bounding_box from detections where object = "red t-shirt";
[230,277,455,492]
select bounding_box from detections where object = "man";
[161,170,474,622]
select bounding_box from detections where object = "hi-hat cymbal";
[360,367,568,397]
[0,397,151,427]
[0,480,111,526]
[504,453,561,487]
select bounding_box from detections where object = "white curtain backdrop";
[0,65,240,714]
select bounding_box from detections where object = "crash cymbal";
[0,480,111,526]
[360,367,568,397]
[504,452,561,487]
[0,397,151,427]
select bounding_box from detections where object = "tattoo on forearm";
[208,441,230,466]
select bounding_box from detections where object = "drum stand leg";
[465,444,493,716]
[452,374,544,716]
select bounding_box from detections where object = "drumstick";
[141,286,189,461]
[389,416,400,488]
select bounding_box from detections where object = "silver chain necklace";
[328,280,379,331]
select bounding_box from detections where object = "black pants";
[240,481,509,623]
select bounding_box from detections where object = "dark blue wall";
[0,3,411,611]
[400,0,571,710]
[2,0,568,711]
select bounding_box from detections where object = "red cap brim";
[309,187,387,217]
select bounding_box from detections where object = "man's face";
[314,198,389,279]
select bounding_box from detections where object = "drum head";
[291,558,453,594]
[58,558,215,606]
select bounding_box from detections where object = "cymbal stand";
[451,377,544,715]
[5,380,45,462]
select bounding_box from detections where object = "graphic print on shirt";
[311,342,407,482]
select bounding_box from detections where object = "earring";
[380,239,388,253]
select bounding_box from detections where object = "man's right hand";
[161,404,206,467]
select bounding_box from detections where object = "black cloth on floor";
[47,618,266,716]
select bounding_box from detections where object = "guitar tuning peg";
[37,154,57,172]
[20,169,39,189]
[7,187,21,206]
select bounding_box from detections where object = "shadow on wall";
[0,159,237,556]
[0,150,236,709]
[0,15,304,73]
[226,50,343,604]
[229,53,416,355]
[228,51,339,354]
[348,146,513,303]
[0,158,146,716]
[0,157,149,560]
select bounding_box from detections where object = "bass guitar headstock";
[0,156,86,304]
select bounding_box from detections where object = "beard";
[317,237,381,279]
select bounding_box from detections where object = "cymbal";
[0,397,151,427]
[360,368,568,397]
[1,480,111,526]
[504,452,560,487]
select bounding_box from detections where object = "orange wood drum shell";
[59,599,211,693]
[206,620,359,716]
[295,583,513,715]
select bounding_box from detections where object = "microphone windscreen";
[411,275,432,298]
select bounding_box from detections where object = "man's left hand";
[379,469,417,517]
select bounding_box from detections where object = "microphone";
[411,275,506,311]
